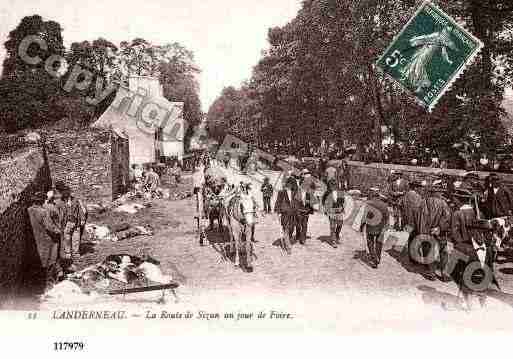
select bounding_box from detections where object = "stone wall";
[346,161,513,192]
[0,144,52,307]
[45,129,112,203]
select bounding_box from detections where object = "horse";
[205,187,224,232]
[223,191,257,272]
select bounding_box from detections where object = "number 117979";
[54,342,85,351]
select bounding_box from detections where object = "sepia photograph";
[1,0,513,354]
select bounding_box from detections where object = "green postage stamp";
[376,0,483,112]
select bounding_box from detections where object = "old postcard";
[1,0,513,356]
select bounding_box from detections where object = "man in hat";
[451,188,498,310]
[415,181,453,281]
[400,180,424,262]
[463,172,486,213]
[296,174,315,245]
[55,182,88,272]
[388,170,409,230]
[261,177,274,215]
[336,160,349,190]
[239,182,258,243]
[323,179,345,248]
[363,188,389,268]
[27,192,64,289]
[143,164,161,198]
[274,176,299,254]
[325,163,338,187]
[485,173,513,219]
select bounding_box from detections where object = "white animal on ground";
[44,280,84,299]
[136,262,173,284]
[114,203,145,214]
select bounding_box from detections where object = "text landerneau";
[52,310,127,320]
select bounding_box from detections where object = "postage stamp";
[376,0,484,112]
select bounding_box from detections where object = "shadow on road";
[316,236,339,248]
[417,285,463,311]
[353,250,375,269]
[386,248,431,279]
[487,289,513,308]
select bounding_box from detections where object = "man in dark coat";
[274,177,300,254]
[400,180,424,263]
[28,192,63,288]
[363,188,389,268]
[400,180,423,232]
[323,179,345,248]
[261,177,274,214]
[415,182,452,281]
[485,173,513,218]
[388,170,409,229]
[451,188,499,310]
[296,175,315,245]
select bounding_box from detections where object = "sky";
[0,0,301,112]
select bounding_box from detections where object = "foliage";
[207,0,513,163]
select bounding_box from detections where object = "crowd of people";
[28,181,89,290]
[193,150,513,310]
[128,160,182,199]
[383,170,512,309]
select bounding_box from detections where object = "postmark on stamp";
[375,0,483,112]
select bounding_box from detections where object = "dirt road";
[37,165,513,333]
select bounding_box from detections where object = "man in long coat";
[323,179,345,248]
[400,180,424,263]
[296,175,315,245]
[451,188,499,310]
[485,173,513,218]
[415,182,452,281]
[274,177,300,254]
[388,170,409,229]
[400,181,423,231]
[363,188,389,268]
[28,192,63,288]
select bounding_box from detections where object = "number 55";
[386,50,402,68]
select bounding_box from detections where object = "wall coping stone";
[346,161,513,181]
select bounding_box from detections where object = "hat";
[285,177,297,188]
[453,188,473,199]
[464,172,480,181]
[32,191,46,203]
[390,170,401,175]
[327,178,338,188]
[428,184,445,193]
[488,173,500,181]
[301,168,310,175]
[55,181,70,193]
[410,180,422,188]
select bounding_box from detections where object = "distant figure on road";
[323,179,345,248]
[143,165,160,198]
[261,177,274,215]
[387,170,409,229]
[192,164,206,218]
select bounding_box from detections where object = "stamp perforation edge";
[375,0,484,112]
